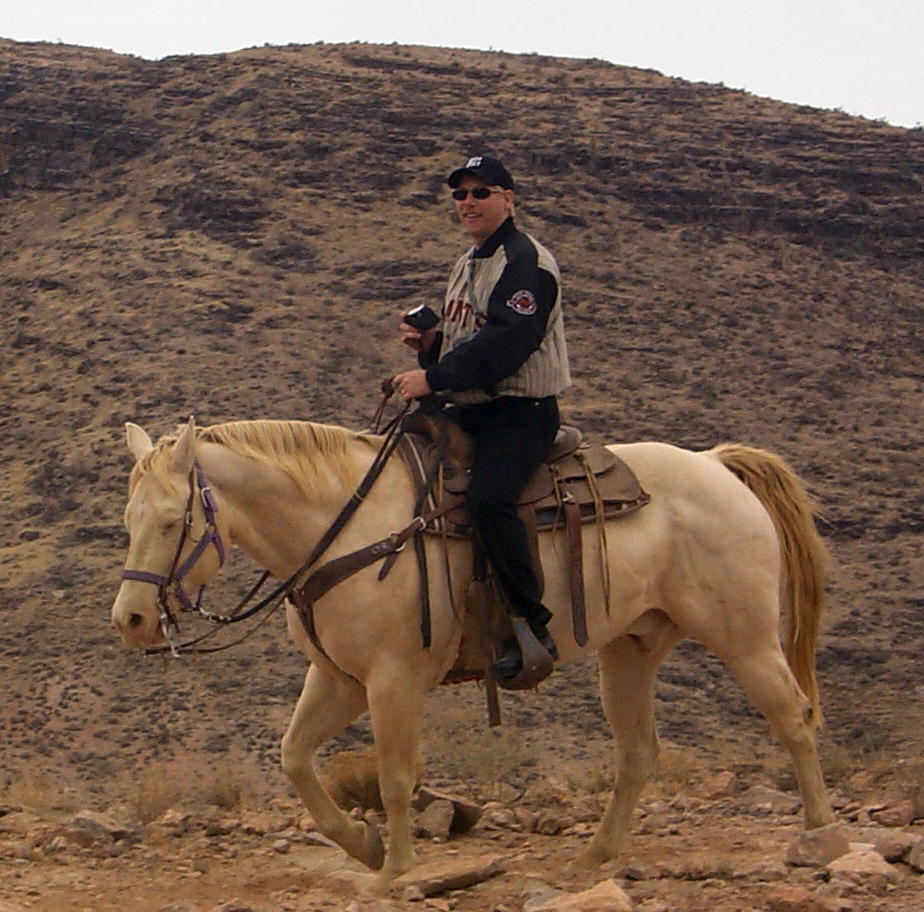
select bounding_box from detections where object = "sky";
[4,1,922,128]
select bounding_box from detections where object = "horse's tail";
[711,443,826,726]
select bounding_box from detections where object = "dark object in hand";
[404,305,439,331]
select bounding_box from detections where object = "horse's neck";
[198,439,413,579]
[198,443,340,578]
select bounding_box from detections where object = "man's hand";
[392,369,432,401]
[399,320,437,353]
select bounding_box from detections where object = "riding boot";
[492,622,558,681]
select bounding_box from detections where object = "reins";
[136,385,413,657]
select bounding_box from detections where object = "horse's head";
[111,417,229,651]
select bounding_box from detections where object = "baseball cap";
[447,155,515,191]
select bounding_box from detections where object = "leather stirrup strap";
[562,485,588,646]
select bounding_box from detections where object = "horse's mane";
[132,420,379,503]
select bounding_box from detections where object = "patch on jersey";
[507,289,537,316]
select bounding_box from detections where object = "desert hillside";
[0,38,922,912]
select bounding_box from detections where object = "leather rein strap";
[294,494,465,614]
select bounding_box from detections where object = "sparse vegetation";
[129,757,263,822]
[0,36,921,912]
[320,745,424,811]
[3,769,82,817]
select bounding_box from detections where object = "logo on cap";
[466,157,484,168]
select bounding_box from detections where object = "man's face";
[453,174,514,244]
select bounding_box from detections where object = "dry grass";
[899,759,924,817]
[320,746,424,811]
[322,747,384,810]
[3,768,82,817]
[423,694,537,792]
[652,747,703,796]
[130,757,262,823]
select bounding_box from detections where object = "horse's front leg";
[280,664,384,870]
[366,666,427,882]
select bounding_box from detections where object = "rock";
[704,770,739,798]
[870,799,915,827]
[389,854,503,897]
[153,808,191,836]
[72,809,132,841]
[635,811,670,835]
[826,849,901,888]
[349,901,404,912]
[741,785,802,816]
[209,901,261,912]
[847,770,875,793]
[271,838,290,853]
[786,824,851,866]
[623,857,660,880]
[668,853,735,881]
[5,840,40,861]
[525,879,633,912]
[851,826,921,861]
[239,811,278,835]
[765,885,841,911]
[53,824,105,848]
[204,815,240,837]
[635,902,670,912]
[742,859,788,881]
[302,830,339,849]
[907,838,924,872]
[415,798,455,840]
[412,786,483,833]
[524,886,568,911]
[0,811,41,835]
[535,811,574,835]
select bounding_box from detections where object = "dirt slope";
[0,37,922,911]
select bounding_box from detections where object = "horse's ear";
[125,422,154,461]
[169,415,196,474]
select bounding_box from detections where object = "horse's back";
[600,440,781,603]
[608,440,775,529]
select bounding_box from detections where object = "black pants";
[449,396,559,632]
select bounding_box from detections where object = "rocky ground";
[0,37,922,912]
[3,764,924,912]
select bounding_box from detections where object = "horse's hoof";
[360,820,385,871]
[570,849,606,870]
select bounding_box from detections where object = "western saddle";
[397,409,650,698]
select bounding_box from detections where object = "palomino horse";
[111,417,833,882]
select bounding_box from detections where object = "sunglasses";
[451,187,504,201]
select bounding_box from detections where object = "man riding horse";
[392,154,571,684]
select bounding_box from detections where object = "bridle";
[119,385,418,659]
[121,459,226,654]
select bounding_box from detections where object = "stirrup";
[495,616,554,691]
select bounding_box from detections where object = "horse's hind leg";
[579,620,681,867]
[280,664,384,870]
[723,644,833,829]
